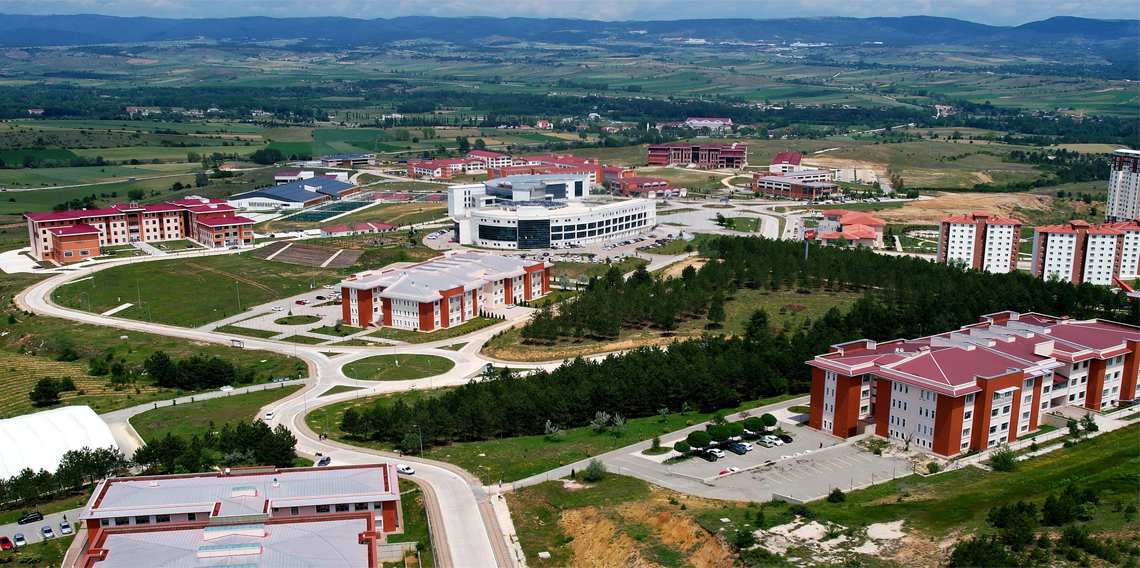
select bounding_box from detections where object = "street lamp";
[349,366,360,397]
[82,291,91,312]
[412,424,424,458]
[321,408,329,438]
[235,280,242,312]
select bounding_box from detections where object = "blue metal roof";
[322,154,371,160]
[229,178,356,204]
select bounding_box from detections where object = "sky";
[0,0,1136,26]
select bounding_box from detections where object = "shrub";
[673,441,691,454]
[788,504,816,519]
[733,530,757,549]
[947,535,1019,567]
[761,413,777,428]
[827,487,846,503]
[686,430,712,449]
[989,445,1018,472]
[650,436,661,452]
[927,462,941,474]
[582,459,606,482]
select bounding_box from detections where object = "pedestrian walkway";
[131,240,165,256]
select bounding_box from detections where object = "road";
[15,257,525,568]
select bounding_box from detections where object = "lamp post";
[235,280,242,312]
[321,408,329,438]
[349,366,360,398]
[83,291,91,313]
[413,424,424,458]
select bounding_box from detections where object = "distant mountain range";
[0,14,1134,51]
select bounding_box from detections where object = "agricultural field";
[51,253,346,327]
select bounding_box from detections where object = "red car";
[294,299,309,305]
[0,536,13,551]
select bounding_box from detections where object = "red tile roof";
[771,151,803,166]
[48,223,101,236]
[322,225,352,234]
[197,216,254,227]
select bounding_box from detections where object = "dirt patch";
[879,192,1052,225]
[973,171,994,184]
[661,257,706,280]
[127,58,159,64]
[560,506,656,568]
[617,502,736,568]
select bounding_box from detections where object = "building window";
[963,410,972,420]
[355,503,369,511]
[335,504,350,512]
[187,513,197,522]
[100,519,110,527]
[316,505,330,513]
[134,516,150,525]
[115,517,130,526]
[290,507,299,516]
[156,515,170,524]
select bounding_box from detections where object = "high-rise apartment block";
[937,212,1022,273]
[1105,149,1140,223]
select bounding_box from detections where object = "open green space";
[550,257,647,281]
[366,317,497,344]
[52,253,344,327]
[343,354,454,382]
[215,325,280,339]
[275,315,321,326]
[130,385,302,442]
[310,324,364,337]
[0,534,76,567]
[281,334,327,344]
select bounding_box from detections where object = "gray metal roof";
[340,252,546,302]
[94,518,369,568]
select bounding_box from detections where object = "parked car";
[315,296,327,301]
[12,534,26,548]
[264,411,275,420]
[219,385,233,392]
[763,435,784,446]
[271,377,290,383]
[0,536,13,550]
[17,512,42,525]
[718,467,740,475]
[395,464,415,475]
[757,438,775,448]
[295,299,309,305]
[40,526,54,539]
[777,434,794,444]
[317,456,331,467]
[723,442,747,456]
[708,448,726,459]
[696,451,718,463]
[322,285,334,289]
[738,442,753,452]
[58,521,72,536]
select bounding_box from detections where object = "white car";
[395,464,415,475]
[739,442,753,451]
[708,448,726,459]
[219,385,234,392]
[272,306,284,312]
[265,411,275,420]
[763,435,784,446]
[323,285,334,289]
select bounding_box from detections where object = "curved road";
[15,259,519,568]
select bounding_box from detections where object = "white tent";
[0,406,118,479]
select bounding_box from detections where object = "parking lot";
[644,421,843,480]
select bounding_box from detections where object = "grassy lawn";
[385,484,435,568]
[281,335,327,344]
[0,534,76,567]
[652,239,698,255]
[366,317,497,344]
[214,325,280,339]
[318,394,792,483]
[130,385,302,442]
[310,324,364,337]
[550,257,648,281]
[528,290,577,309]
[0,489,91,525]
[0,274,303,419]
[52,253,344,327]
[657,208,698,216]
[725,216,761,233]
[483,286,861,361]
[343,355,455,382]
[790,201,907,214]
[305,390,447,439]
[275,315,321,326]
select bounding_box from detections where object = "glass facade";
[517,219,551,249]
[479,224,517,243]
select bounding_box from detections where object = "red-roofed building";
[752,170,837,200]
[534,120,552,130]
[769,151,804,173]
[808,311,1139,457]
[937,211,1022,273]
[466,150,513,169]
[407,158,485,180]
[24,196,253,263]
[1030,219,1140,285]
[614,177,687,199]
[647,143,747,169]
[816,210,886,248]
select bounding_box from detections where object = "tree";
[650,436,661,452]
[727,422,745,438]
[1080,413,1099,433]
[989,445,1017,472]
[743,416,765,433]
[761,413,777,428]
[1067,418,1080,438]
[29,377,62,407]
[127,189,145,201]
[687,430,712,449]
[340,407,364,438]
[707,295,726,328]
[421,128,436,140]
[590,411,611,434]
[673,441,691,454]
[582,458,606,482]
[473,138,487,151]
[194,172,209,187]
[249,148,284,165]
[707,424,730,443]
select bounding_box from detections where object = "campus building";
[275,171,349,185]
[407,158,486,179]
[448,175,655,249]
[340,251,550,330]
[1030,219,1140,284]
[75,465,403,568]
[24,197,254,263]
[228,178,360,210]
[683,117,733,132]
[1105,149,1140,223]
[320,154,376,167]
[752,170,838,200]
[769,151,807,173]
[647,143,747,169]
[936,212,1022,273]
[466,150,514,169]
[614,177,687,199]
[807,311,1139,458]
[816,209,886,248]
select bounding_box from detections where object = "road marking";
[783,470,804,480]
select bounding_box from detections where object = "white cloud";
[0,0,1136,26]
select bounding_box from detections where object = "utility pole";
[349,367,359,397]
[136,279,142,309]
[235,280,242,312]
[413,424,424,458]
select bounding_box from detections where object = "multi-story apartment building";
[1105,148,1140,223]
[340,251,550,330]
[24,197,253,263]
[1030,219,1140,284]
[75,465,403,568]
[647,143,747,169]
[808,311,1139,457]
[936,212,1022,273]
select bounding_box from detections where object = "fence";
[377,542,418,563]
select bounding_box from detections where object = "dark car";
[16,512,42,525]
[315,296,327,301]
[777,434,794,444]
[317,456,331,467]
[724,442,748,455]
[696,450,718,463]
